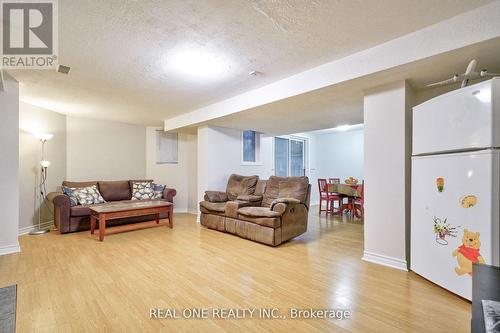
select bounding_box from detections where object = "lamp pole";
[30,134,53,235]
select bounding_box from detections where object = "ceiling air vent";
[57,65,71,74]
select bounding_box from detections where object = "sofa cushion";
[261,176,309,207]
[131,182,155,200]
[62,186,78,207]
[200,201,226,213]
[236,214,281,228]
[129,179,153,192]
[98,181,131,201]
[278,177,309,203]
[73,185,106,205]
[226,174,259,200]
[204,191,228,202]
[237,206,282,218]
[62,181,98,188]
[152,184,166,199]
[70,205,92,217]
[261,177,281,207]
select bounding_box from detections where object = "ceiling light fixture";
[164,46,232,81]
[335,125,351,131]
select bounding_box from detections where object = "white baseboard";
[362,251,408,271]
[19,221,53,236]
[0,243,20,256]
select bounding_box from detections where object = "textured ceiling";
[207,38,500,135]
[8,0,493,126]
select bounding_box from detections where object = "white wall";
[66,116,146,181]
[146,128,197,213]
[363,81,413,271]
[309,129,364,204]
[19,103,67,230]
[0,74,20,255]
[197,125,274,206]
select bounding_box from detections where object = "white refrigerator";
[411,78,500,300]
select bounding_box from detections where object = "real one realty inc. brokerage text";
[150,308,351,320]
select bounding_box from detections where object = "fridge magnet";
[452,229,486,276]
[433,217,458,245]
[460,195,478,208]
[436,177,445,192]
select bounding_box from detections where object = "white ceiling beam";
[164,1,500,132]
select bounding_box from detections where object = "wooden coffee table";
[90,201,173,241]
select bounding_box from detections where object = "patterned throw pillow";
[152,183,166,199]
[132,182,154,200]
[62,186,78,207]
[73,185,106,205]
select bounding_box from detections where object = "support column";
[362,81,414,270]
[0,74,20,255]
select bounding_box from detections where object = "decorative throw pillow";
[62,186,78,207]
[132,182,154,200]
[73,185,106,205]
[152,183,166,199]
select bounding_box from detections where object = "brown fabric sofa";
[199,174,311,246]
[51,180,176,233]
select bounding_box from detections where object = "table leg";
[155,213,160,224]
[90,214,96,234]
[168,207,173,228]
[98,213,106,241]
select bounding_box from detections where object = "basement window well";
[242,130,261,165]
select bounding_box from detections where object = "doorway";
[274,136,306,176]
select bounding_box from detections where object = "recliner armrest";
[271,198,302,214]
[204,191,228,202]
[163,187,177,202]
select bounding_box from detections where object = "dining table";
[326,183,362,197]
[326,183,362,218]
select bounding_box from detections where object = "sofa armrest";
[277,200,309,243]
[204,191,228,202]
[236,194,262,202]
[270,198,301,211]
[163,188,177,202]
[53,194,71,233]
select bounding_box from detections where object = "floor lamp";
[30,132,54,235]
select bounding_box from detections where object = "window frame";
[241,130,262,165]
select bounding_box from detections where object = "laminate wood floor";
[0,210,470,332]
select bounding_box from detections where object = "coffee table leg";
[99,213,106,241]
[90,214,96,234]
[155,213,160,224]
[168,206,173,228]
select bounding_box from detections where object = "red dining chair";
[353,181,364,219]
[329,178,340,184]
[318,178,343,215]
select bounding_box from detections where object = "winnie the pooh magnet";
[460,195,477,208]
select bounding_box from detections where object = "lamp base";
[29,228,50,235]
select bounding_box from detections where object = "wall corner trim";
[362,250,408,271]
[0,243,20,256]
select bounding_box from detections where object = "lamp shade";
[33,132,54,141]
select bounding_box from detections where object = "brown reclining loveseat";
[199,174,310,246]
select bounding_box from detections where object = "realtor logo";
[1,0,58,69]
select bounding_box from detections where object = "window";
[242,130,261,164]
[156,130,178,164]
[274,136,306,176]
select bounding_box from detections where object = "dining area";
[318,177,364,220]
